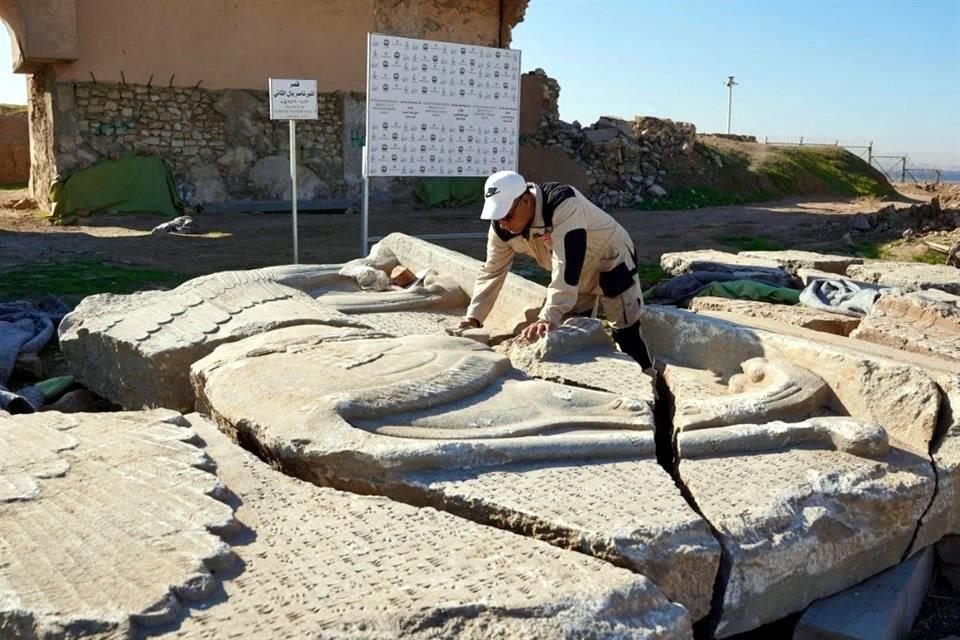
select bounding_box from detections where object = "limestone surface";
[846,261,960,294]
[659,249,786,279]
[0,409,236,638]
[680,444,935,637]
[738,250,862,274]
[496,317,656,406]
[851,292,960,361]
[166,415,694,639]
[313,274,469,313]
[642,306,941,454]
[59,269,367,411]
[690,296,860,336]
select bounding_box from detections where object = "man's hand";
[521,319,554,341]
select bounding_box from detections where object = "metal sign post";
[269,77,318,264]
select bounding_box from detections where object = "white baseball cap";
[480,170,528,221]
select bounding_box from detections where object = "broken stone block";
[171,415,695,639]
[643,306,941,454]
[191,325,721,621]
[793,546,935,640]
[680,443,934,637]
[389,265,416,287]
[0,409,236,635]
[847,262,960,295]
[738,250,862,275]
[659,249,787,280]
[313,273,469,314]
[689,296,861,336]
[851,292,960,361]
[59,269,369,411]
[495,317,655,407]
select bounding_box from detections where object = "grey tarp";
[798,278,891,317]
[0,296,68,413]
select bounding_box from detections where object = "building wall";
[0,109,29,183]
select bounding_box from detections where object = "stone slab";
[167,415,694,639]
[846,261,960,295]
[679,445,935,637]
[793,546,934,640]
[659,249,786,278]
[739,250,862,274]
[378,233,547,337]
[496,317,656,407]
[851,292,960,362]
[190,325,722,621]
[798,267,865,286]
[690,296,860,336]
[58,268,367,411]
[642,306,942,454]
[0,409,236,637]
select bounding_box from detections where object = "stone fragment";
[191,326,722,620]
[378,233,546,337]
[390,265,416,287]
[680,443,934,637]
[847,262,960,295]
[313,274,469,314]
[669,358,831,431]
[851,292,960,361]
[738,250,862,274]
[793,546,934,640]
[798,267,863,286]
[0,410,236,636]
[689,296,860,335]
[59,269,369,411]
[496,317,655,406]
[168,415,694,639]
[659,249,789,281]
[643,306,941,454]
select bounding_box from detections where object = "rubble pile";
[523,69,695,208]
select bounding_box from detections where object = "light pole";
[726,75,738,134]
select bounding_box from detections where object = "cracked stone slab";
[851,292,960,361]
[643,306,941,454]
[164,414,694,639]
[659,249,786,279]
[496,317,655,406]
[0,409,236,638]
[690,296,860,336]
[189,325,722,620]
[680,443,935,637]
[59,268,368,411]
[738,250,862,275]
[846,261,960,294]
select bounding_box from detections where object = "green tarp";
[414,177,485,207]
[690,279,801,305]
[49,154,181,225]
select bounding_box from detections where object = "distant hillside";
[648,135,898,209]
[0,104,28,116]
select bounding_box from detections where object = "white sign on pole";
[365,34,522,178]
[269,78,317,264]
[269,78,318,120]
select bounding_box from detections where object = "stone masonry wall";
[53,81,346,205]
[520,69,697,209]
[0,111,30,184]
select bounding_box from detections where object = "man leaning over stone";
[456,170,653,368]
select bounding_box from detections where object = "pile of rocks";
[848,197,960,235]
[522,69,695,208]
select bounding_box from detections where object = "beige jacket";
[467,182,636,326]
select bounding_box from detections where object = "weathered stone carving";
[738,250,862,275]
[0,409,236,637]
[165,414,694,639]
[59,269,368,411]
[314,273,469,313]
[847,261,960,295]
[852,292,960,361]
[690,296,861,336]
[670,357,831,431]
[496,317,656,406]
[660,249,788,281]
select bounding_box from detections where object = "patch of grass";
[913,249,946,265]
[851,241,884,259]
[636,263,667,288]
[632,186,775,211]
[0,103,27,116]
[760,147,897,198]
[715,234,784,252]
[0,260,189,305]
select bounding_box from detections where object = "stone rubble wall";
[520,68,696,209]
[52,82,346,206]
[0,111,30,184]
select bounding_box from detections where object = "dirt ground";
[0,187,936,277]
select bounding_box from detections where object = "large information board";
[365,33,522,178]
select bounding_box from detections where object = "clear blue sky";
[2,2,957,167]
[513,0,960,168]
